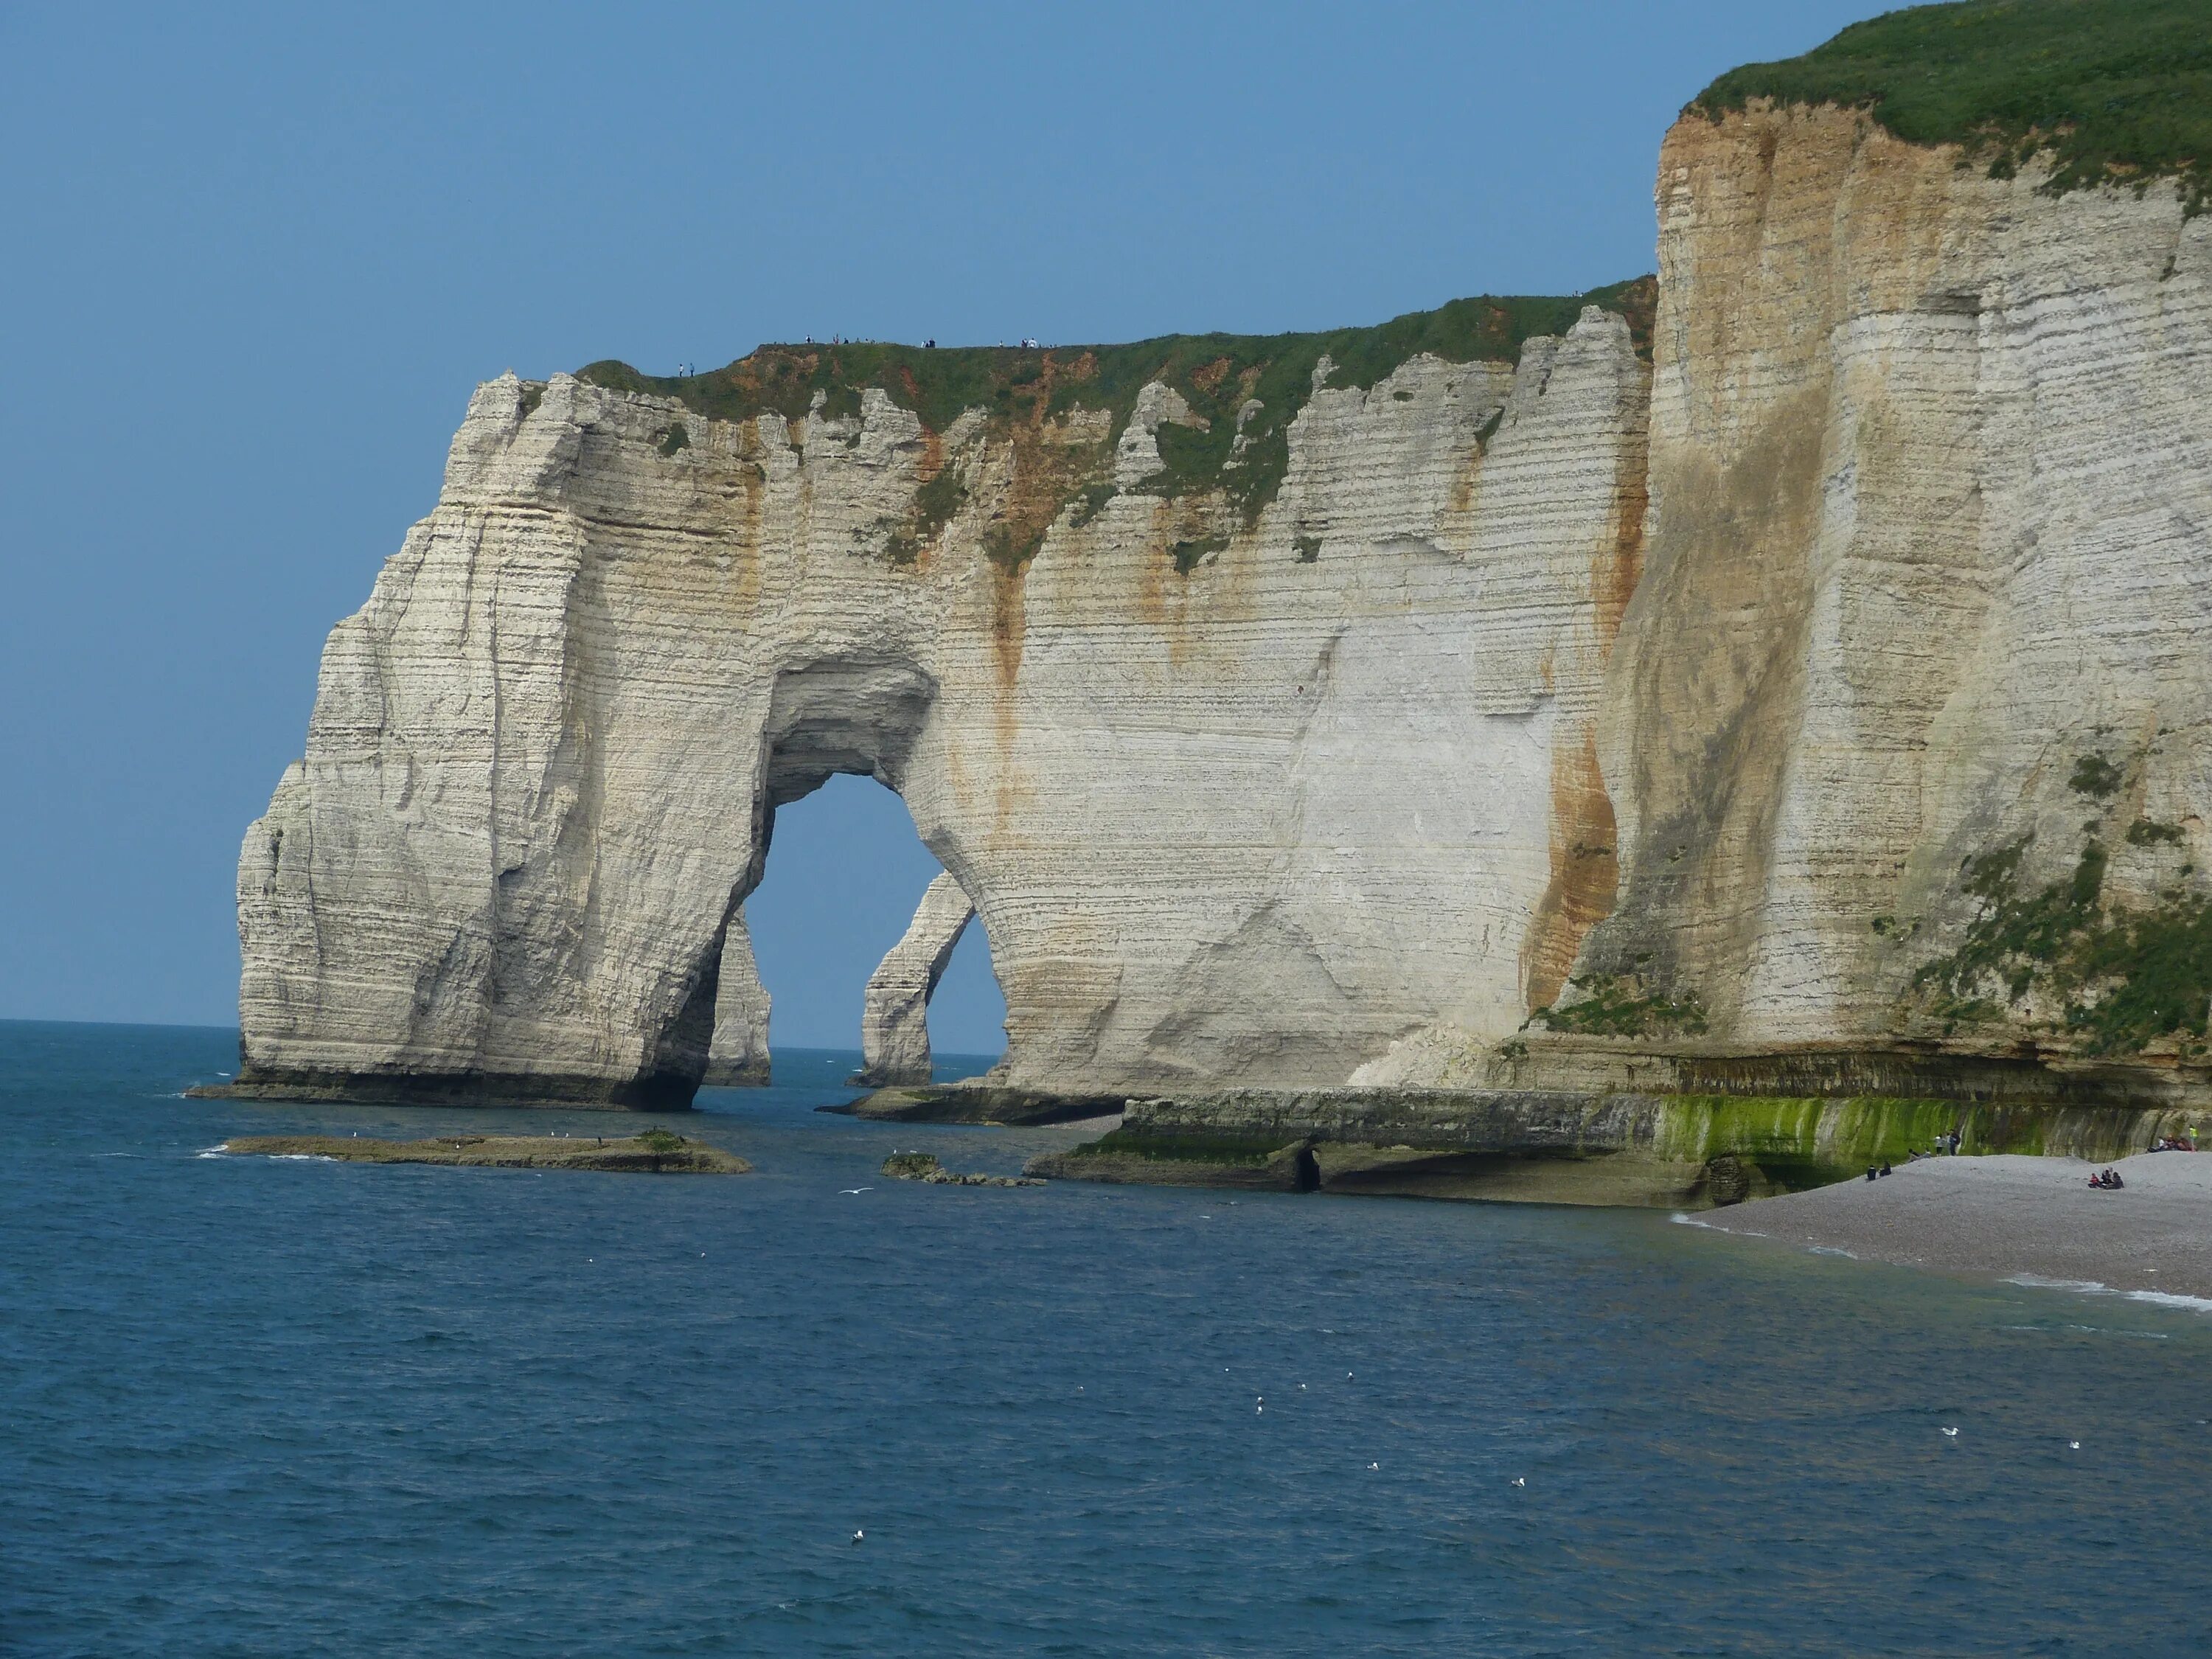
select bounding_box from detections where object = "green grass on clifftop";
[576,277,1655,560]
[1694,0,2212,211]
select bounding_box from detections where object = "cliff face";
[235,300,1649,1103]
[233,30,2212,1110]
[1572,102,2212,1055]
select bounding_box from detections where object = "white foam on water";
[1808,1245,1858,1259]
[2006,1274,2115,1296]
[2124,1288,2212,1314]
[1669,1213,1768,1237]
[2003,1274,2211,1318]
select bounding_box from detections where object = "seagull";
[839,1188,872,1195]
[1512,1478,1526,1488]
[1367,1462,1380,1470]
[1942,1427,1959,1438]
[2070,1441,2081,1450]
[851,1529,863,1545]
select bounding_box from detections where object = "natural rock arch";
[233,305,1654,1107]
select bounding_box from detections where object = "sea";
[5,1019,2211,1657]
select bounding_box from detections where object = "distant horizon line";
[0,1015,1004,1060]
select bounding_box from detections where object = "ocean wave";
[2123,1289,2212,1314]
[2003,1274,2212,1316]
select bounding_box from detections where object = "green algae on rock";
[221,1133,751,1174]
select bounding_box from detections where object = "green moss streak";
[1913,801,2212,1055]
[1694,0,2212,214]
[884,462,967,566]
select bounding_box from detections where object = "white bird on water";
[839,1188,872,1195]
[2070,1441,2081,1450]
[852,1529,864,1545]
[1942,1427,1959,1438]
[1512,1478,1526,1488]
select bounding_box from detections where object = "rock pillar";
[853,873,974,1086]
[703,909,771,1086]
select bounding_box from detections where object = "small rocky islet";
[880,1151,1043,1188]
[220,1130,750,1174]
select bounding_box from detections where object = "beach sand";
[1692,1152,2212,1304]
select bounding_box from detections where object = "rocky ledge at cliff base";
[220,1133,750,1174]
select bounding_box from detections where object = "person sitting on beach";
[1879,1163,1892,1178]
[1865,1165,1879,1182]
[2108,1169,2125,1189]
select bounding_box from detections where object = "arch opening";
[705,772,1006,1090]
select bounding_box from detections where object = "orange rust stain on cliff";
[1594,428,1648,650]
[1521,728,1621,1014]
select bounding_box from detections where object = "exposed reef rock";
[226,3,2212,1119]
[703,908,771,1086]
[828,1085,1124,1126]
[880,1151,1043,1188]
[852,872,973,1087]
[220,1132,749,1173]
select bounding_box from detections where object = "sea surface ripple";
[5,1020,2211,1656]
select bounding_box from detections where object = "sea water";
[4,1020,2211,1657]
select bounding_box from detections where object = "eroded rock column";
[703,909,771,1086]
[853,872,974,1086]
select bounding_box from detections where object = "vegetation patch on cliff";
[575,278,1655,566]
[1530,973,1708,1037]
[1694,0,2212,213]
[1909,817,2212,1057]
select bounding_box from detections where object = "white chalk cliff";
[703,908,770,1085]
[230,20,2212,1110]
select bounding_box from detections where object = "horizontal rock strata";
[229,15,2212,1119]
[234,291,1650,1105]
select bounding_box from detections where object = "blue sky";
[0,0,1881,1052]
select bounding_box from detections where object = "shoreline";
[1684,1151,2212,1304]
